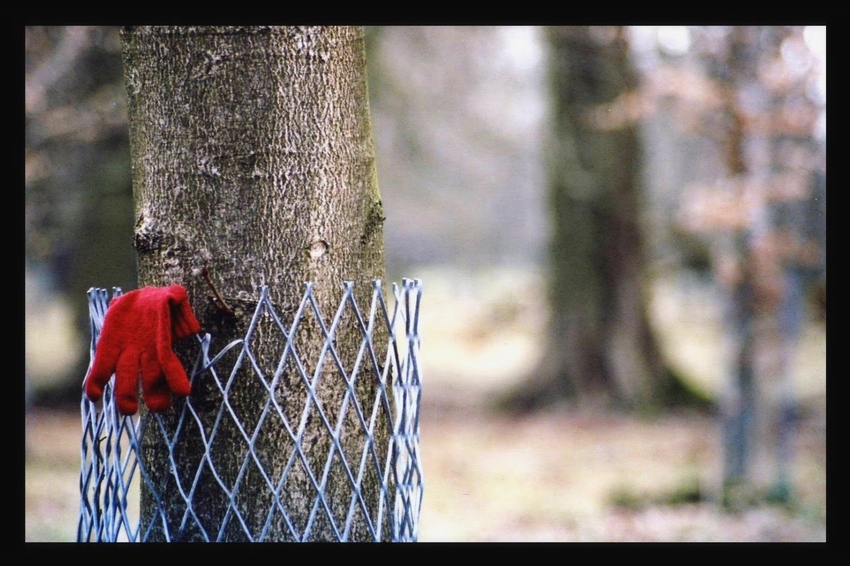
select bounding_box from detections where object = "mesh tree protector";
[79,280,423,542]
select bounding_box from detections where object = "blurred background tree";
[502,26,697,412]
[672,26,826,506]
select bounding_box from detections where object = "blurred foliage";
[610,475,707,511]
[26,27,136,402]
[672,26,825,506]
[650,26,826,296]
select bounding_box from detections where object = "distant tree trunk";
[122,25,387,541]
[505,26,692,412]
[712,26,760,504]
[710,26,823,507]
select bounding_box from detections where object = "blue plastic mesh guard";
[78,280,423,542]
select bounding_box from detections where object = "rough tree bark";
[504,26,695,412]
[121,26,387,541]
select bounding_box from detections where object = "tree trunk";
[121,25,387,541]
[710,26,821,507]
[714,27,759,504]
[505,26,686,411]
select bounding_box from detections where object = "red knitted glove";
[85,285,201,415]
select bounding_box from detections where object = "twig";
[200,267,236,316]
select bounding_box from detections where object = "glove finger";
[113,350,141,416]
[168,286,201,341]
[85,342,120,403]
[159,351,192,398]
[141,351,173,413]
[85,307,127,402]
[156,297,192,398]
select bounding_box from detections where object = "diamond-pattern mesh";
[78,280,423,542]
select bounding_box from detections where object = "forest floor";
[25,400,826,542]
[416,400,826,542]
